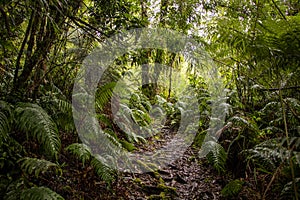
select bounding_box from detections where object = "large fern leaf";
[95,82,116,111]
[20,186,64,200]
[200,141,227,174]
[65,143,92,166]
[41,97,74,132]
[19,157,58,178]
[0,101,12,146]
[281,178,300,198]
[221,179,244,198]
[15,103,61,160]
[245,137,300,171]
[91,156,116,185]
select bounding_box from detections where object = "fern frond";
[131,109,151,126]
[0,110,11,147]
[281,178,300,198]
[15,103,61,160]
[221,179,244,198]
[0,100,12,116]
[19,157,58,178]
[91,156,116,185]
[65,143,92,166]
[103,129,122,148]
[285,98,300,109]
[40,97,74,133]
[200,141,227,174]
[20,186,64,200]
[53,99,74,132]
[4,178,25,200]
[95,82,116,111]
[245,138,290,171]
[228,115,258,131]
[260,101,280,114]
[97,114,113,128]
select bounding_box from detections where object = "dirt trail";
[115,146,223,199]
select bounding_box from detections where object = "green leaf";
[221,179,244,198]
[65,143,92,166]
[91,156,116,185]
[15,103,61,160]
[95,82,116,111]
[19,157,58,178]
[20,186,64,200]
[200,141,227,174]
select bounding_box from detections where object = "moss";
[157,183,176,192]
[120,140,136,152]
[221,179,244,198]
[133,178,142,184]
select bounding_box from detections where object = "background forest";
[0,0,300,199]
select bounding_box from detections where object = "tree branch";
[13,10,35,88]
[0,6,11,36]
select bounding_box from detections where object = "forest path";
[113,128,224,199]
[117,146,223,200]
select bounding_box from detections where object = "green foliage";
[40,94,75,133]
[245,137,300,172]
[200,141,227,174]
[120,139,136,152]
[221,179,244,198]
[193,130,207,148]
[65,143,117,185]
[281,178,300,198]
[115,102,148,143]
[0,102,12,147]
[65,143,92,167]
[0,0,299,198]
[19,157,58,178]
[97,114,113,129]
[20,186,64,200]
[15,103,61,160]
[91,156,116,185]
[96,82,116,111]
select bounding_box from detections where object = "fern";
[41,97,74,133]
[281,178,300,198]
[91,156,116,185]
[15,103,61,160]
[20,186,64,200]
[95,82,116,111]
[246,139,285,171]
[246,137,300,172]
[228,115,258,131]
[0,101,12,147]
[103,129,123,148]
[97,114,113,128]
[3,178,26,200]
[114,103,146,143]
[0,100,12,116]
[19,157,58,178]
[65,143,92,166]
[131,109,151,126]
[221,179,244,198]
[200,141,227,174]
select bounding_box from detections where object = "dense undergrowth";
[1,0,300,199]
